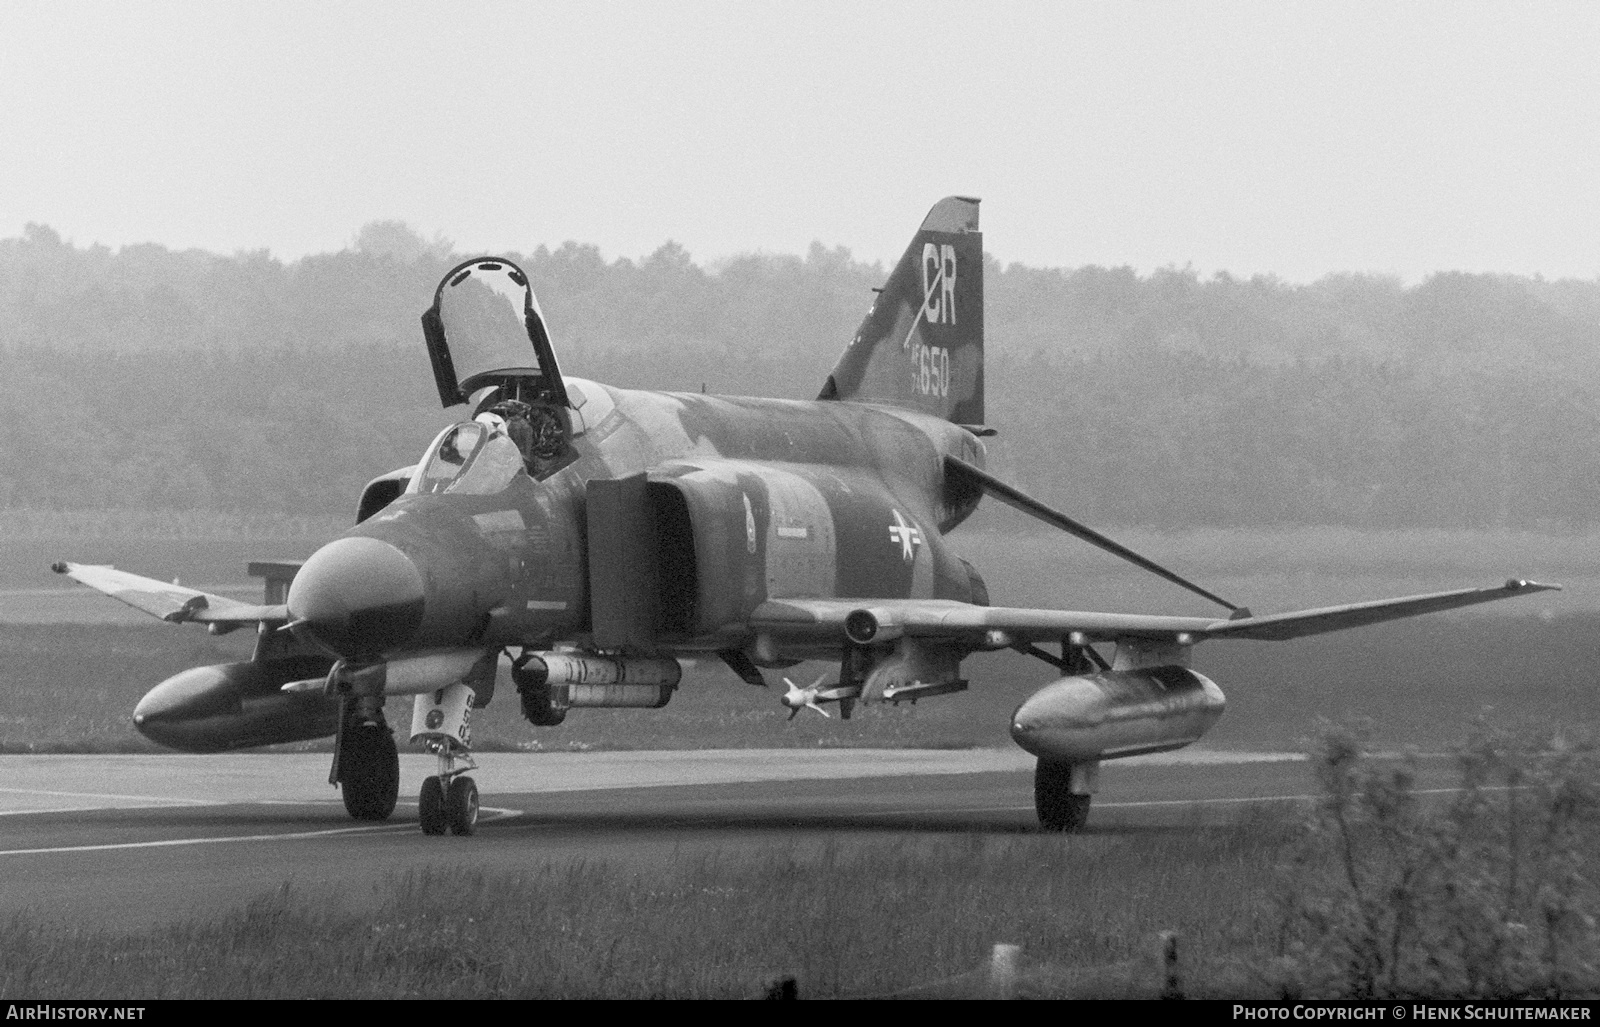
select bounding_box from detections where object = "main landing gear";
[1034,758,1097,833]
[335,711,400,822]
[411,683,480,835]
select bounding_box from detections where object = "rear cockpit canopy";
[422,257,589,480]
[422,258,569,409]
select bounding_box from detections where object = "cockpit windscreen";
[409,422,527,496]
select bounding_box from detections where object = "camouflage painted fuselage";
[348,384,988,659]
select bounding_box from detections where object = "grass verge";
[0,815,1291,999]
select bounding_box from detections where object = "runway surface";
[0,747,1459,934]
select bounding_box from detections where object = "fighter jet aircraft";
[55,197,1557,834]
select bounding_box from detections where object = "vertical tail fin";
[819,196,983,425]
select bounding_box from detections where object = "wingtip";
[50,561,68,575]
[1505,578,1562,592]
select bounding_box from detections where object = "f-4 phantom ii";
[57,197,1557,834]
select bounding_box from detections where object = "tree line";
[2,220,1597,529]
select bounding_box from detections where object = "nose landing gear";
[411,683,480,835]
[418,760,479,835]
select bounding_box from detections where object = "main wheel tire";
[1034,759,1092,833]
[339,724,399,821]
[419,775,446,835]
[446,775,479,836]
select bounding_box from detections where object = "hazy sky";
[5,1,1599,282]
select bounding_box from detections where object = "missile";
[881,679,968,704]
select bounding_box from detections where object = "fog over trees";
[2,221,1597,530]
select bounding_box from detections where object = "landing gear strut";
[1034,758,1096,832]
[411,684,479,835]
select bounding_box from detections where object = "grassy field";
[0,808,1301,998]
[4,730,1595,999]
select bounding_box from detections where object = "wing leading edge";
[750,579,1558,648]
[51,562,288,626]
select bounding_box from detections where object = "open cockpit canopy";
[422,257,569,409]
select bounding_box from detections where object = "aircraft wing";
[51,562,288,625]
[750,598,1215,644]
[1198,580,1559,641]
[750,579,1558,647]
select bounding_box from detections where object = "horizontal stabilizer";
[51,562,288,625]
[945,456,1242,613]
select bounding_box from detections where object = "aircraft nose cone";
[287,537,424,659]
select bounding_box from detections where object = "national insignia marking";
[888,509,923,562]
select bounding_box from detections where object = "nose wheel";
[418,749,479,835]
[411,683,481,836]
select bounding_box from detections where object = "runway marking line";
[0,784,1513,851]
[0,804,210,818]
[1100,784,1513,810]
[866,785,1518,818]
[496,786,1511,828]
[0,805,194,818]
[0,786,220,807]
[0,806,522,857]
